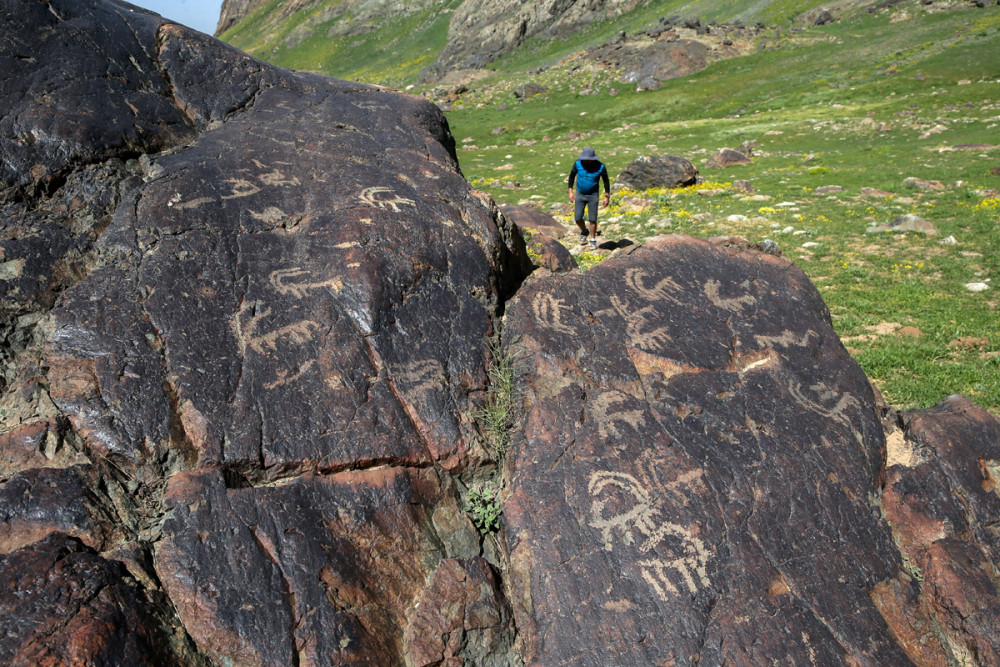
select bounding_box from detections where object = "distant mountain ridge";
[217,0,882,84]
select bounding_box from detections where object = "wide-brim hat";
[578,147,599,161]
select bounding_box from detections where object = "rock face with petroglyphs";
[499,235,1000,665]
[1,0,527,663]
[4,1,1000,665]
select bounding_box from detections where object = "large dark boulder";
[1,0,529,664]
[498,235,983,664]
[4,1,1000,665]
[882,395,1000,663]
[614,154,699,191]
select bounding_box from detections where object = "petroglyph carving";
[359,186,415,213]
[591,391,647,439]
[703,279,756,313]
[397,359,446,401]
[264,360,316,390]
[170,196,214,210]
[259,169,301,187]
[588,469,711,600]
[221,178,261,200]
[532,293,576,335]
[352,100,391,111]
[788,380,860,429]
[625,268,684,306]
[610,296,671,351]
[232,301,321,356]
[250,207,286,224]
[269,268,344,298]
[755,330,819,350]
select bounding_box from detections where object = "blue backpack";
[575,160,603,194]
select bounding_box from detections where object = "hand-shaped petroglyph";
[532,293,576,335]
[359,187,416,213]
[588,470,711,599]
[703,279,756,314]
[269,268,344,299]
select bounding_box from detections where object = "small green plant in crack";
[902,556,924,583]
[467,479,501,534]
[474,340,518,462]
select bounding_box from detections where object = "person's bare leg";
[590,220,598,240]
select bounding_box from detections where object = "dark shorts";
[574,191,600,223]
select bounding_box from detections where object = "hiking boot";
[589,238,597,250]
[580,233,588,245]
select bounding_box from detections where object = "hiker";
[567,147,610,249]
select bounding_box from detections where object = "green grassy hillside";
[223,0,1000,413]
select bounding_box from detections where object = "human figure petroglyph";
[268,268,344,299]
[590,390,648,439]
[359,187,416,213]
[625,268,684,306]
[703,278,756,314]
[232,301,321,357]
[588,470,711,600]
[532,293,576,335]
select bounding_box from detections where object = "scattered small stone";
[860,187,894,197]
[867,213,938,235]
[731,180,755,193]
[697,188,726,196]
[964,282,990,292]
[491,126,506,136]
[802,242,820,248]
[940,235,958,245]
[706,148,751,168]
[903,176,944,190]
[815,185,845,194]
[727,214,749,223]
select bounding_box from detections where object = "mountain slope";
[220,0,848,85]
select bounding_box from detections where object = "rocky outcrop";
[4,1,1000,665]
[2,0,528,663]
[421,0,648,80]
[881,395,1000,664]
[216,0,270,34]
[499,235,998,665]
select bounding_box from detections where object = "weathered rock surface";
[706,147,753,168]
[590,40,710,87]
[499,204,569,239]
[499,235,975,665]
[882,395,1000,664]
[0,533,199,665]
[2,0,528,664]
[614,154,698,191]
[4,2,1000,665]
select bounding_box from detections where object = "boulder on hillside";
[614,155,698,191]
[867,213,938,235]
[499,235,986,664]
[1,1,530,664]
[706,147,753,168]
[881,395,1000,662]
[588,40,709,87]
[500,204,570,239]
[513,82,548,99]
